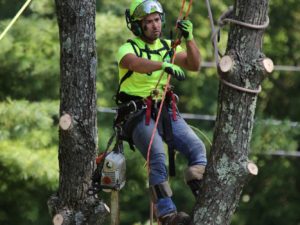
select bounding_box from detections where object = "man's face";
[141,13,162,42]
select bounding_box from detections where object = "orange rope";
[178,0,186,20]
[185,0,193,18]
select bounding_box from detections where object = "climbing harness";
[204,0,269,94]
[113,34,181,180]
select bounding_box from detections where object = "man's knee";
[184,164,205,182]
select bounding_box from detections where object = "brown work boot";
[160,212,191,225]
[187,179,202,198]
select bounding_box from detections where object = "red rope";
[147,1,193,224]
[146,74,172,175]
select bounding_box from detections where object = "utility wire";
[257,150,300,158]
[98,107,300,158]
[97,107,300,127]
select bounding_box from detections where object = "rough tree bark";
[47,0,108,224]
[193,0,272,224]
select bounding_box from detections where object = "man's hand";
[162,62,186,81]
[177,20,194,41]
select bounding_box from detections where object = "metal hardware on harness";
[172,93,179,104]
[117,99,147,113]
[127,100,137,113]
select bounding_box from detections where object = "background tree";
[193,0,272,224]
[47,0,108,224]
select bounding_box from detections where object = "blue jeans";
[131,108,207,217]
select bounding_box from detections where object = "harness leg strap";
[149,181,173,203]
[145,96,152,125]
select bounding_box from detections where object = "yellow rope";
[0,0,32,41]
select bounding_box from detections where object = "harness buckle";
[174,93,179,103]
[127,100,137,113]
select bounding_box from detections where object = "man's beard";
[146,33,160,42]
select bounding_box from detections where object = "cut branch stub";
[218,55,234,75]
[247,162,258,175]
[262,58,274,73]
[59,113,72,130]
[53,214,64,225]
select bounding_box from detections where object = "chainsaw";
[88,139,126,195]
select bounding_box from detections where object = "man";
[115,0,207,224]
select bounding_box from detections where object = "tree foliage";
[0,100,58,225]
[0,18,59,100]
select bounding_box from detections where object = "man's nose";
[153,21,159,29]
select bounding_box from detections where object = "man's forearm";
[121,54,163,74]
[185,39,201,71]
[129,57,162,73]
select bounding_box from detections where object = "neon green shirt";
[116,37,183,98]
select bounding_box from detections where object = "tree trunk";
[48,1,108,224]
[193,0,271,224]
